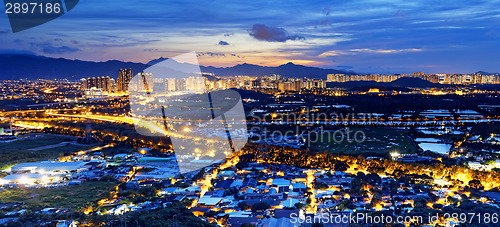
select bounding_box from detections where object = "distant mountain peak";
[200,61,354,79]
[147,56,169,65]
[0,54,148,80]
[238,63,256,66]
[476,71,499,75]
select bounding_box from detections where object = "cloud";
[218,40,230,46]
[248,24,305,42]
[231,53,244,58]
[318,50,347,57]
[197,52,244,58]
[319,20,331,26]
[30,42,80,54]
[350,48,422,54]
[197,52,226,57]
[318,48,422,58]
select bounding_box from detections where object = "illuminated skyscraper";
[80,76,113,93]
[118,68,133,92]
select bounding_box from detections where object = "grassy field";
[0,180,117,211]
[0,134,99,170]
[310,127,418,157]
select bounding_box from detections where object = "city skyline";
[1,0,500,74]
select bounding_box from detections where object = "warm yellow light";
[19,176,30,185]
[83,207,93,215]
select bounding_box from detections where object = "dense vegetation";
[0,180,118,212]
[123,202,216,227]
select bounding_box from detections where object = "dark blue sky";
[1,0,500,74]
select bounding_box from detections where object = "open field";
[0,180,117,211]
[0,134,101,170]
[310,127,418,157]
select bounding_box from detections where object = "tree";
[125,202,216,227]
[485,160,495,166]
[313,181,328,190]
[238,201,249,210]
[469,179,484,190]
[236,161,249,170]
[251,202,270,213]
[337,199,355,210]
[295,202,305,209]
[241,224,257,227]
[334,161,349,172]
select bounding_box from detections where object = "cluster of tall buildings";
[205,75,326,92]
[117,68,133,92]
[204,74,254,91]
[80,76,115,93]
[80,68,500,97]
[435,73,500,84]
[80,68,134,97]
[129,74,206,93]
[327,72,500,84]
[246,76,326,92]
[276,79,326,91]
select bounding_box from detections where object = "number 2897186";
[5,2,62,14]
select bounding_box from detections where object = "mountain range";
[0,54,353,80]
[0,54,148,80]
[200,62,355,78]
[0,54,497,83]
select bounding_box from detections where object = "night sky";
[1,0,500,74]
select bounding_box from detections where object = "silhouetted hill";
[390,77,440,87]
[0,54,148,80]
[146,56,169,65]
[476,71,499,75]
[472,84,500,91]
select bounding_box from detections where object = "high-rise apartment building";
[80,76,114,93]
[118,68,133,92]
